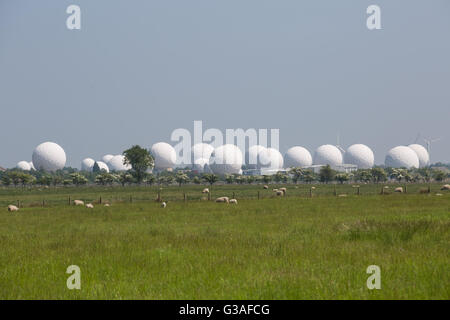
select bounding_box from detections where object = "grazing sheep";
[161,202,167,208]
[311,187,316,190]
[215,197,230,203]
[419,188,429,194]
[229,199,238,204]
[202,188,210,194]
[276,190,284,196]
[441,184,450,191]
[272,188,278,192]
[263,185,269,189]
[338,194,347,197]
[7,205,19,212]
[104,203,110,207]
[279,187,287,194]
[436,193,443,196]
[394,187,403,193]
[85,203,94,209]
[383,186,390,189]
[74,200,84,206]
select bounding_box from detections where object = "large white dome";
[108,155,131,171]
[151,142,176,170]
[344,144,375,169]
[408,144,430,168]
[258,147,284,169]
[102,154,114,164]
[29,162,36,171]
[313,144,343,166]
[192,143,214,162]
[246,145,267,168]
[95,161,110,173]
[32,142,66,172]
[16,161,31,171]
[81,158,95,171]
[385,146,419,168]
[209,144,243,175]
[284,146,312,168]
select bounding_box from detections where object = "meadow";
[0,183,448,299]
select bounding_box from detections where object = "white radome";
[81,158,95,171]
[284,146,312,168]
[246,145,267,168]
[151,142,177,170]
[313,144,343,166]
[344,144,375,169]
[385,146,419,169]
[408,144,430,168]
[258,147,284,169]
[32,142,66,172]
[192,158,209,173]
[192,143,214,162]
[95,161,110,172]
[108,155,131,171]
[102,154,114,164]
[29,162,36,170]
[209,144,243,175]
[16,161,31,171]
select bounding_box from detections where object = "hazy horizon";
[1,0,449,168]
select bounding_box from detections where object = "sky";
[0,0,449,168]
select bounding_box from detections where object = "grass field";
[0,183,449,299]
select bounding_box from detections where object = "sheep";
[311,187,316,190]
[85,203,94,209]
[272,188,278,192]
[7,205,19,212]
[74,200,84,206]
[104,203,110,207]
[229,199,238,204]
[338,194,347,197]
[394,187,403,193]
[279,187,287,194]
[436,193,443,196]
[161,202,167,208]
[263,185,269,189]
[202,188,210,194]
[276,190,284,196]
[441,184,450,191]
[215,197,229,203]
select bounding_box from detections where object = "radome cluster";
[10,138,434,175]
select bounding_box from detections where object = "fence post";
[99,196,102,204]
[357,186,360,196]
[232,192,235,199]
[17,200,20,208]
[68,196,71,205]
[334,185,337,196]
[404,185,407,194]
[183,193,186,202]
[42,199,45,207]
[258,191,260,200]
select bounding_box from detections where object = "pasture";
[0,183,448,299]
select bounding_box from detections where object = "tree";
[433,170,446,182]
[118,172,134,186]
[95,172,115,185]
[123,145,154,184]
[225,174,235,184]
[145,174,156,186]
[290,168,304,184]
[175,172,190,186]
[301,170,316,184]
[202,173,218,186]
[92,162,101,173]
[70,173,88,186]
[319,165,335,183]
[246,175,256,184]
[192,176,201,184]
[262,175,271,184]
[335,173,349,184]
[371,168,387,183]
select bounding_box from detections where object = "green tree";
[433,170,446,182]
[262,175,271,184]
[70,173,88,186]
[123,145,154,184]
[335,173,349,184]
[202,173,219,186]
[301,170,316,183]
[145,174,156,186]
[290,168,304,184]
[371,168,387,183]
[175,172,190,186]
[225,174,235,184]
[92,162,101,173]
[192,176,201,184]
[319,165,336,183]
[118,172,134,186]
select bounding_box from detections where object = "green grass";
[0,184,449,299]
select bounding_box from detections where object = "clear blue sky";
[1,0,449,168]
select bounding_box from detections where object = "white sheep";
[104,203,110,207]
[394,187,403,193]
[229,199,238,204]
[161,202,167,208]
[263,185,269,189]
[279,187,287,194]
[74,200,84,206]
[441,184,450,191]
[202,188,210,194]
[8,205,19,212]
[215,197,229,203]
[85,203,94,209]
[276,190,284,196]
